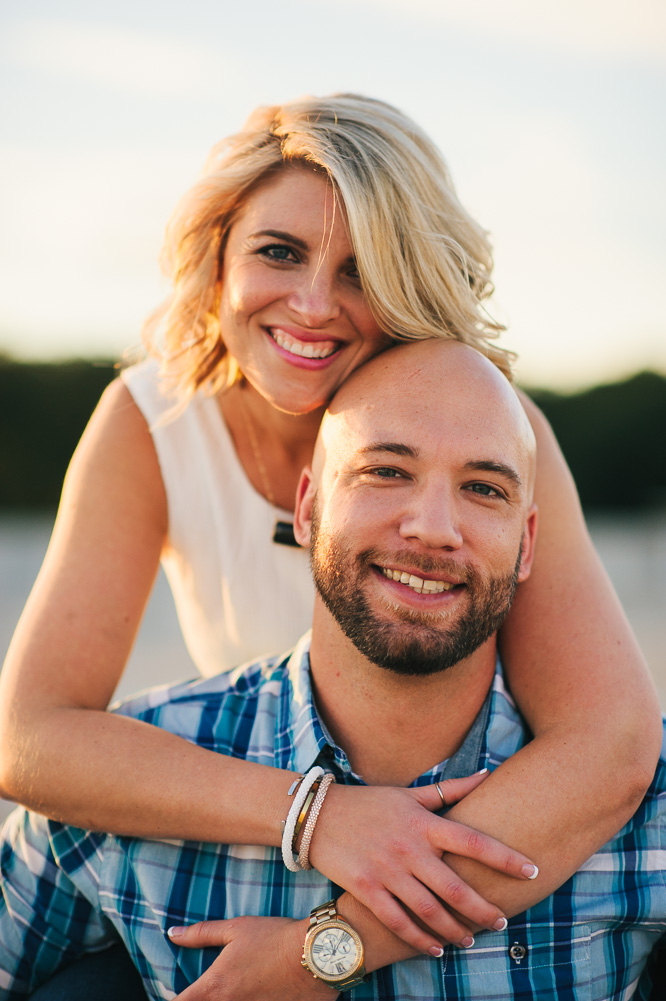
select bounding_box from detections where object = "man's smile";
[379,566,463,595]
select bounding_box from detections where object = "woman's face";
[218,165,393,415]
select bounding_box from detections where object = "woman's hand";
[170,917,335,1001]
[307,771,537,954]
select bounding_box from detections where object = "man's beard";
[310,505,523,677]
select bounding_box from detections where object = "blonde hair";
[144,93,513,399]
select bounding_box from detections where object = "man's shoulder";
[536,718,666,923]
[635,717,666,816]
[111,648,290,720]
[116,653,287,707]
[109,633,313,758]
[483,659,531,762]
[629,717,666,816]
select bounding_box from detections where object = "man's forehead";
[315,342,536,493]
[326,386,512,445]
[323,413,526,480]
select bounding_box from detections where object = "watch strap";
[308,898,338,928]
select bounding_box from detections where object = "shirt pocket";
[442,924,591,1000]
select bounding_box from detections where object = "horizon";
[2,351,664,397]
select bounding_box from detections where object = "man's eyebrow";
[357,442,420,459]
[354,447,521,485]
[464,459,522,487]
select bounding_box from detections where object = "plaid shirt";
[1,631,665,1000]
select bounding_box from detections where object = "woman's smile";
[265,325,341,364]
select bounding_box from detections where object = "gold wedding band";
[435,782,446,807]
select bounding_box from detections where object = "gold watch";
[302,898,367,990]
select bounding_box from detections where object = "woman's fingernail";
[460,935,475,949]
[429,946,445,957]
[476,767,489,775]
[492,917,508,931]
[167,926,185,939]
[522,863,539,879]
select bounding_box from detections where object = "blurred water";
[1,510,665,824]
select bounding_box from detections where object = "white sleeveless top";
[121,361,314,676]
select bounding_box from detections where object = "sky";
[1,0,664,389]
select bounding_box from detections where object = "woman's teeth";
[381,567,456,594]
[271,329,337,359]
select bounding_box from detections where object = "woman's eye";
[258,244,298,263]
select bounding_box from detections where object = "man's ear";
[294,467,316,548]
[516,505,538,583]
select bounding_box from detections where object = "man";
[0,342,664,1000]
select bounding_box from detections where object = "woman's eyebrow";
[248,229,308,250]
[248,229,357,267]
[464,459,522,487]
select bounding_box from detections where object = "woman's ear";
[293,467,316,548]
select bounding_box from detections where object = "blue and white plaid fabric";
[1,631,665,1000]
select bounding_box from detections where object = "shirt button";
[509,942,528,964]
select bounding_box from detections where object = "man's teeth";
[381,568,455,594]
[272,330,337,359]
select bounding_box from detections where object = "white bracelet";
[298,772,335,870]
[281,767,324,872]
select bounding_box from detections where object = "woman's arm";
[0,379,297,842]
[502,391,661,841]
[0,379,534,955]
[1,383,657,963]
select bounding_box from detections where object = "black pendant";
[273,521,299,547]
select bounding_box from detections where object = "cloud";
[345,0,666,62]
[5,20,222,97]
[464,115,666,386]
[1,9,663,383]
[0,144,194,356]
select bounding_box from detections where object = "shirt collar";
[277,632,508,784]
[278,631,330,775]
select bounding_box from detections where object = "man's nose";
[286,267,341,327]
[398,487,464,552]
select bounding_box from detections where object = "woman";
[0,94,660,997]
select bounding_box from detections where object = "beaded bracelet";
[281,767,324,872]
[298,772,336,870]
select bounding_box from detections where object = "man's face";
[310,499,525,675]
[297,342,537,676]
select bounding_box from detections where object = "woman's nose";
[286,268,341,327]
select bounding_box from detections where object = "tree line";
[1,357,665,511]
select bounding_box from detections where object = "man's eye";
[371,467,402,478]
[467,483,499,497]
[257,244,298,263]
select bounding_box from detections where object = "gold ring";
[435,782,446,807]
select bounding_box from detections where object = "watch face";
[309,921,361,980]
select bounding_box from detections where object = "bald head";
[295,339,539,679]
[314,340,536,506]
